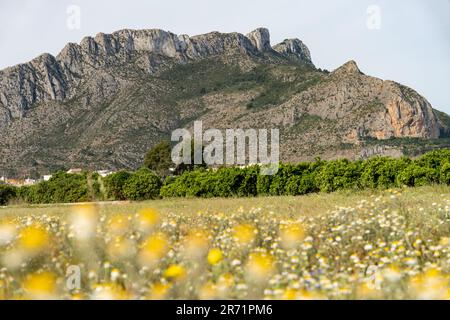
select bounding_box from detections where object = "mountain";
[0,27,449,176]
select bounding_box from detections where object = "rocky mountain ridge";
[0,27,448,176]
[0,27,312,128]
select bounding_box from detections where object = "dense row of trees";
[0,149,449,205]
[160,149,450,197]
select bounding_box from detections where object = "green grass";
[2,185,448,218]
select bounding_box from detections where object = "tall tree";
[143,141,173,177]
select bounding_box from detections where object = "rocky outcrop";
[377,81,440,139]
[321,60,440,140]
[331,60,362,75]
[246,28,272,51]
[0,53,70,129]
[273,38,312,64]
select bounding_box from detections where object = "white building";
[24,178,36,185]
[96,170,114,177]
[67,168,83,174]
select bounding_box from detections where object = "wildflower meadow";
[0,185,449,300]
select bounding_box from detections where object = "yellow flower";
[19,225,49,251]
[148,282,172,300]
[198,282,218,300]
[137,208,160,232]
[245,251,275,283]
[233,224,256,245]
[282,288,299,300]
[207,248,223,265]
[356,282,381,299]
[71,293,84,300]
[439,237,449,246]
[23,272,56,299]
[108,214,130,235]
[296,289,326,300]
[217,273,234,288]
[183,229,210,260]
[138,233,168,267]
[107,236,135,260]
[164,265,186,280]
[280,222,305,249]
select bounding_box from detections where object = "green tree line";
[0,149,449,205]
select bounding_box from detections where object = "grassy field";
[0,185,449,299]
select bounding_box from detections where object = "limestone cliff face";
[273,38,312,64]
[0,27,448,174]
[0,53,69,128]
[377,82,439,139]
[0,28,317,130]
[327,61,440,140]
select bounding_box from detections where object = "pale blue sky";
[0,0,449,113]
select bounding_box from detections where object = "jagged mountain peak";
[332,60,362,75]
[246,27,271,51]
[273,38,312,64]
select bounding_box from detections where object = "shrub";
[17,172,102,204]
[159,149,449,199]
[315,159,362,192]
[397,163,438,187]
[161,167,259,198]
[285,176,302,196]
[285,173,316,196]
[256,174,272,196]
[103,171,132,200]
[361,157,410,189]
[440,161,450,184]
[235,166,259,197]
[122,169,161,200]
[416,149,450,170]
[0,184,17,205]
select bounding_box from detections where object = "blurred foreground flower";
[207,248,223,265]
[164,265,186,281]
[245,251,275,283]
[183,230,210,260]
[91,283,130,300]
[148,282,172,300]
[23,272,57,300]
[138,233,168,267]
[136,208,160,233]
[69,204,99,240]
[19,225,49,252]
[233,224,256,246]
[0,220,17,246]
[107,214,130,236]
[279,222,305,249]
